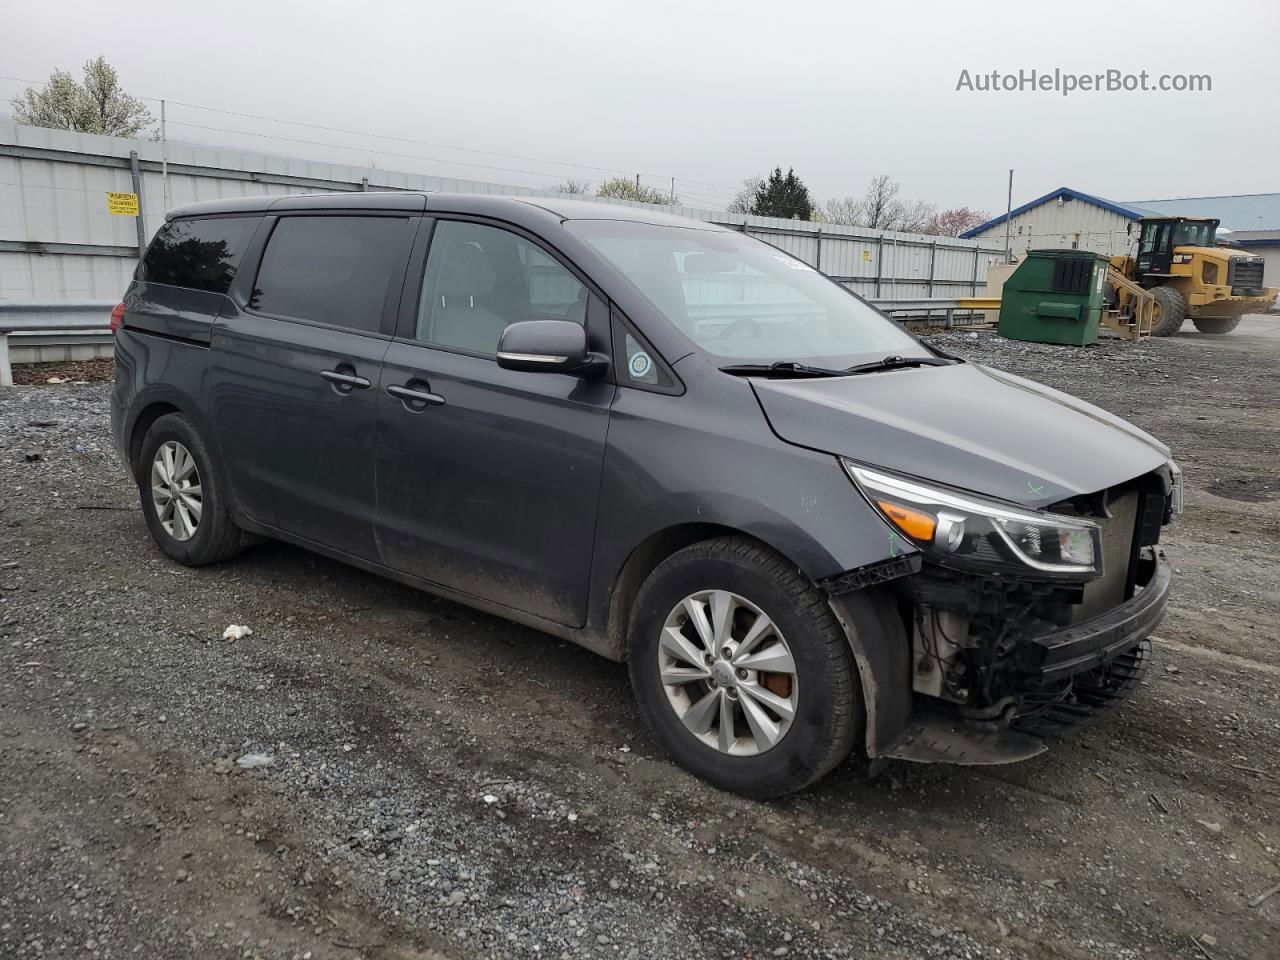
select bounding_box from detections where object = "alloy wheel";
[150,440,203,541]
[658,589,798,756]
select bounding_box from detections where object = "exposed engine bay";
[896,473,1170,740]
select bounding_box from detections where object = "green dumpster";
[998,249,1109,346]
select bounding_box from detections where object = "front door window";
[416,220,587,355]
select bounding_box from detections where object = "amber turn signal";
[875,500,937,541]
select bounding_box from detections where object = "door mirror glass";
[497,320,600,375]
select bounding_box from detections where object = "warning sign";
[106,192,139,216]
[862,249,872,262]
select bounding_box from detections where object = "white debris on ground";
[222,624,253,641]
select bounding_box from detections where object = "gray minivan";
[111,193,1179,797]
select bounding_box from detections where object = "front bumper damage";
[828,548,1171,767]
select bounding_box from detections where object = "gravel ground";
[1,318,1277,960]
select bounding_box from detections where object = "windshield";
[566,220,928,366]
[1170,220,1215,248]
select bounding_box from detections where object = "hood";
[751,363,1170,508]
[1177,245,1250,261]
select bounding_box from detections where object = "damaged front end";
[829,459,1179,766]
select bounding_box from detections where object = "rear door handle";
[320,369,371,390]
[387,384,446,407]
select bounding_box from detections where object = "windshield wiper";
[719,361,851,378]
[844,355,955,375]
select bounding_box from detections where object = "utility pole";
[128,150,147,260]
[670,176,675,204]
[635,173,640,195]
[1003,168,1013,263]
[160,99,169,214]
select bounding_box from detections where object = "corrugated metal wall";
[1,121,1005,301]
[967,195,1138,258]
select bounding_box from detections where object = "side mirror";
[496,320,606,377]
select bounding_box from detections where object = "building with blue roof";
[961,188,1280,291]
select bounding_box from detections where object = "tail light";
[110,302,125,334]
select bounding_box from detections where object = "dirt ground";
[1,317,1277,960]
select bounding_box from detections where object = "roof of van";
[165,192,726,230]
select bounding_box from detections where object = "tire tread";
[138,413,244,566]
[630,535,860,798]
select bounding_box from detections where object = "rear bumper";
[1020,553,1170,684]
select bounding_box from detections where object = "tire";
[1191,316,1240,335]
[136,413,245,566]
[627,536,861,799]
[1149,286,1186,337]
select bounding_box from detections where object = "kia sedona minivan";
[111,193,1179,797]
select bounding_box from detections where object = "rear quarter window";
[140,216,259,294]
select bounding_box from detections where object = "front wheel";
[628,537,861,799]
[1149,286,1186,337]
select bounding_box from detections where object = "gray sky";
[6,0,1278,215]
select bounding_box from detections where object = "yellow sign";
[107,192,139,216]
[862,249,872,261]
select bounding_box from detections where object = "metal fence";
[0,293,998,387]
[1,120,1007,303]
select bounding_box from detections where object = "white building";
[961,187,1280,288]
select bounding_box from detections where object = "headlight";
[843,461,1102,580]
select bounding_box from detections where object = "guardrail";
[870,297,1001,328]
[0,300,115,386]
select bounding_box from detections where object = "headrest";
[438,242,497,300]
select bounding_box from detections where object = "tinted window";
[141,216,258,293]
[416,220,586,355]
[252,216,407,332]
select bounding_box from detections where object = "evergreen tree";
[751,167,814,220]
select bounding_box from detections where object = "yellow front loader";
[1109,216,1276,336]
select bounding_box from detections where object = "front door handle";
[387,384,446,408]
[320,368,371,390]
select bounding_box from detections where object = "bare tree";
[11,57,152,137]
[859,174,902,229]
[553,178,591,195]
[823,196,862,226]
[895,198,939,234]
[726,176,764,214]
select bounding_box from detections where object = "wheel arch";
[604,522,804,662]
[603,522,916,762]
[127,400,183,477]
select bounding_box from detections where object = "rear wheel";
[1149,286,1186,337]
[1191,316,1240,335]
[628,537,861,799]
[137,414,244,566]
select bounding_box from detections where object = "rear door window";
[141,216,259,293]
[251,216,409,332]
